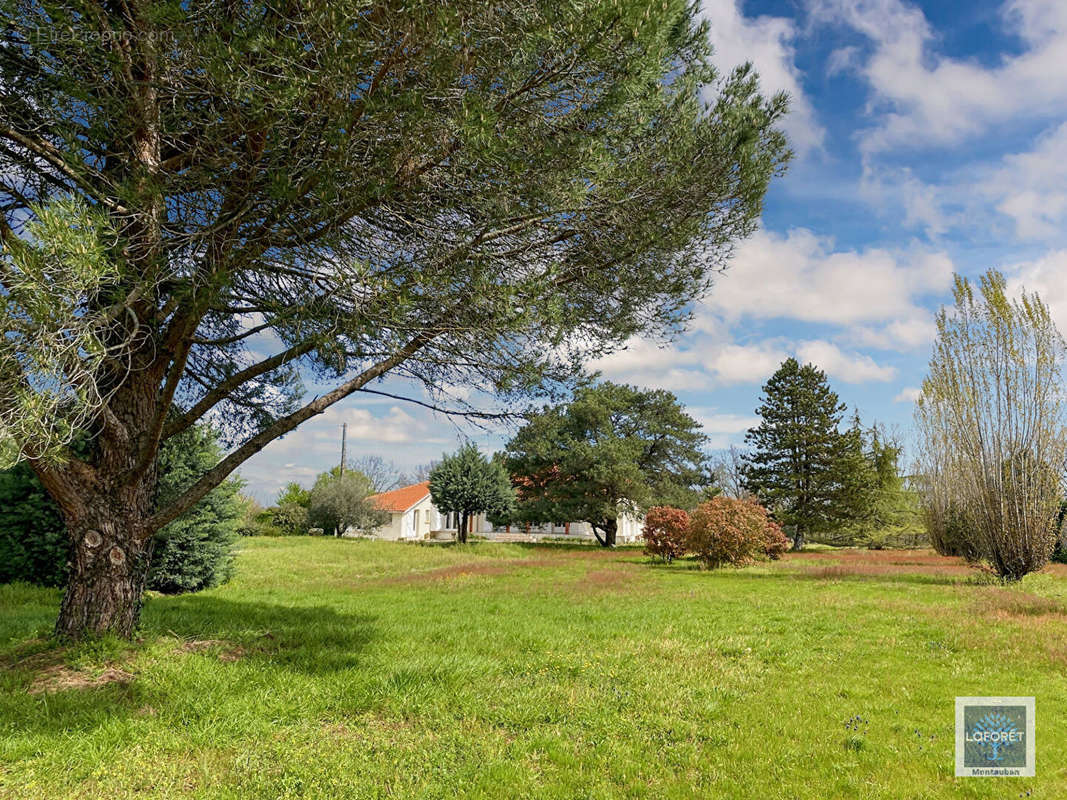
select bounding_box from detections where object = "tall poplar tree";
[916,271,1067,580]
[744,359,872,550]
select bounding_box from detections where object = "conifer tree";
[744,359,872,549]
[504,382,710,546]
[429,444,515,544]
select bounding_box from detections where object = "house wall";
[359,487,645,543]
[483,512,644,542]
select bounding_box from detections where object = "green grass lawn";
[3,538,1067,799]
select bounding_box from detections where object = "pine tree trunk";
[604,518,617,547]
[42,373,163,641]
[791,525,804,551]
[591,519,617,548]
[54,498,155,640]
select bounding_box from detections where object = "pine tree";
[744,359,873,550]
[504,383,711,546]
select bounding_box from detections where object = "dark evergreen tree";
[0,463,68,587]
[504,383,710,546]
[744,359,874,550]
[149,425,243,593]
[429,445,516,544]
[0,425,242,592]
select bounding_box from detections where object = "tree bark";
[592,519,617,548]
[39,370,162,641]
[54,499,155,640]
[458,511,469,544]
[791,525,804,551]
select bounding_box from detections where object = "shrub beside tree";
[916,271,1067,580]
[148,425,242,593]
[641,498,787,568]
[0,425,241,593]
[642,506,690,563]
[686,497,789,569]
[429,445,516,544]
[0,463,69,587]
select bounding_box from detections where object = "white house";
[360,480,643,543]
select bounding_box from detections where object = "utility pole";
[340,422,347,477]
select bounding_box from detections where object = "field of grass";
[3,538,1067,799]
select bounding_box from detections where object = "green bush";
[0,463,69,587]
[0,425,242,594]
[149,425,242,593]
[270,502,310,535]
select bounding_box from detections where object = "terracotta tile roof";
[369,481,431,513]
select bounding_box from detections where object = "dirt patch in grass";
[799,563,973,580]
[381,552,605,585]
[780,548,1067,579]
[564,566,636,594]
[28,664,134,694]
[970,588,1067,619]
[785,549,974,579]
[382,560,528,585]
[177,639,246,662]
[784,549,984,580]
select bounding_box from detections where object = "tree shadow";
[145,595,378,674]
[2,597,378,739]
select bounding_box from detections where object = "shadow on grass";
[145,595,378,674]
[0,597,378,741]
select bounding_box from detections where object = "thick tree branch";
[162,337,320,441]
[146,329,437,535]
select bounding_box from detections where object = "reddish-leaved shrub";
[687,496,787,568]
[643,506,690,562]
[763,518,790,560]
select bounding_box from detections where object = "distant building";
[359,481,643,543]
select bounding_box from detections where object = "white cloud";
[812,0,1067,153]
[858,164,956,238]
[706,227,952,336]
[988,122,1067,239]
[704,341,791,384]
[701,0,824,155]
[850,317,937,351]
[794,340,897,383]
[893,386,922,404]
[692,411,761,435]
[689,409,760,448]
[589,339,713,391]
[592,334,896,392]
[1005,250,1067,335]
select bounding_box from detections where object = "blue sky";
[237,0,1067,501]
